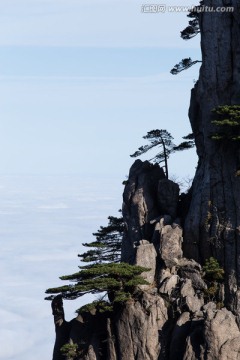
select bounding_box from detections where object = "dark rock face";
[51,296,110,360]
[169,312,207,360]
[183,0,240,315]
[157,179,179,219]
[51,295,71,360]
[121,160,165,263]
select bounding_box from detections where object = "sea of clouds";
[0,174,122,359]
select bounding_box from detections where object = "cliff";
[49,1,240,359]
[184,0,240,317]
[51,160,240,359]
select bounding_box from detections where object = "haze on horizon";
[0,1,200,359]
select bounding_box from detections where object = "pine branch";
[170,58,201,75]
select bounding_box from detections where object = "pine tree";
[211,105,240,142]
[180,2,202,40]
[45,214,150,305]
[202,257,224,303]
[130,129,195,179]
[130,129,175,179]
[170,1,202,75]
[45,262,150,303]
[173,133,195,151]
[79,214,124,264]
[170,58,201,75]
[203,257,224,282]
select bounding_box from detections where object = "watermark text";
[141,4,234,13]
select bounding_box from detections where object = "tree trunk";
[183,0,240,314]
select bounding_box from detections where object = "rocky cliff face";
[184,0,240,316]
[52,160,240,359]
[50,2,240,358]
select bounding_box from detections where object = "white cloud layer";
[0,175,122,359]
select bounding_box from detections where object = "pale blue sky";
[0,1,201,359]
[0,0,200,178]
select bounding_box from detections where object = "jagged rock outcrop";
[177,259,207,291]
[51,295,72,360]
[135,240,157,286]
[203,303,240,360]
[158,223,183,268]
[113,292,168,360]
[51,157,240,360]
[183,0,240,315]
[159,275,179,296]
[121,160,165,263]
[50,153,240,359]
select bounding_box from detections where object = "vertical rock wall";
[183,0,240,314]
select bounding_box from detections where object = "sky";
[0,0,201,358]
[0,0,201,178]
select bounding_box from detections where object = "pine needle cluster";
[211,105,240,142]
[45,214,150,305]
[180,1,203,40]
[45,262,150,301]
[202,257,224,282]
[79,215,124,264]
[170,1,202,75]
[170,58,201,75]
[130,129,195,179]
[202,257,224,303]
